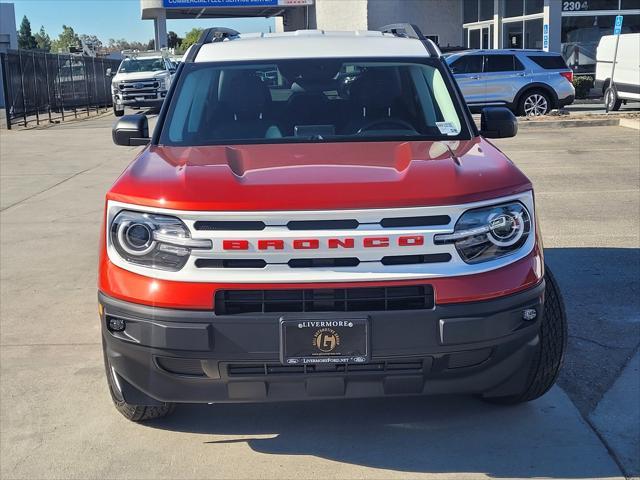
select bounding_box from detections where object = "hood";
[108,139,532,211]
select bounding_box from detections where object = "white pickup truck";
[108,50,176,117]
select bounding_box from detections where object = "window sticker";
[436,121,460,136]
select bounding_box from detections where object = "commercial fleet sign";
[163,0,312,7]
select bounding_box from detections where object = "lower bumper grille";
[214,285,435,315]
[227,359,426,377]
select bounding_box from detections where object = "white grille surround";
[106,191,536,283]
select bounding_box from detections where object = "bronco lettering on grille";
[221,235,425,250]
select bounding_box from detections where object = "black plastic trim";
[99,281,545,404]
[287,220,359,230]
[380,215,451,228]
[381,253,452,265]
[195,259,267,269]
[194,221,266,231]
[288,257,360,268]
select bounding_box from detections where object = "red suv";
[101,25,566,422]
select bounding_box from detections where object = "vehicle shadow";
[545,247,640,414]
[144,247,637,478]
[147,392,619,478]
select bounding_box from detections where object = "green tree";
[18,15,37,49]
[179,28,204,51]
[34,26,51,52]
[51,25,80,53]
[107,38,130,52]
[167,31,182,49]
[79,34,103,51]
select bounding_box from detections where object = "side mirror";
[112,115,150,146]
[106,68,113,77]
[480,107,518,139]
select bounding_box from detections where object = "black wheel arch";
[513,83,559,110]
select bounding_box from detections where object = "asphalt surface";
[565,100,640,114]
[0,114,638,479]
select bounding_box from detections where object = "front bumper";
[113,93,166,109]
[100,280,545,405]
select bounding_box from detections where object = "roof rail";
[184,27,241,63]
[379,23,440,57]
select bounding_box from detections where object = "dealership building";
[142,0,640,74]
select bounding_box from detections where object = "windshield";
[119,57,166,74]
[160,58,470,146]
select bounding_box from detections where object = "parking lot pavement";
[590,350,640,477]
[1,116,638,479]
[565,100,640,114]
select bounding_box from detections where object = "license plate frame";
[280,317,370,365]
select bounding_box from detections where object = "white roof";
[194,30,435,63]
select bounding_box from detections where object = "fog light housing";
[522,309,537,321]
[107,317,126,332]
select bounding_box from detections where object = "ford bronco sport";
[102,25,567,422]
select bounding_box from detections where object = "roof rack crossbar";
[185,27,241,63]
[379,23,439,57]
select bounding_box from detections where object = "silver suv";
[446,50,575,116]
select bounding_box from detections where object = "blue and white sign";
[614,15,624,35]
[163,0,312,7]
[543,23,549,50]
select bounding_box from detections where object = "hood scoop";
[224,142,421,179]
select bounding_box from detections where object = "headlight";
[110,210,211,271]
[434,202,531,264]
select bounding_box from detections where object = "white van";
[595,33,640,111]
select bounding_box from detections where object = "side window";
[449,55,484,74]
[484,54,517,72]
[527,55,568,70]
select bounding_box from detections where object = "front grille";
[119,79,158,89]
[195,259,267,269]
[214,285,434,315]
[119,79,160,100]
[288,257,360,268]
[381,253,452,265]
[380,215,451,228]
[227,359,425,377]
[194,220,266,231]
[287,219,360,230]
[192,215,450,231]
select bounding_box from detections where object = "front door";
[482,54,530,105]
[449,54,486,106]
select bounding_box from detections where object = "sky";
[5,0,275,43]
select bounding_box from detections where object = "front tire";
[605,87,622,111]
[518,90,551,117]
[483,266,567,404]
[113,104,124,117]
[103,342,175,422]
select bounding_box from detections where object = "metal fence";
[1,49,121,129]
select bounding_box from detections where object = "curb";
[518,118,622,129]
[619,118,640,130]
